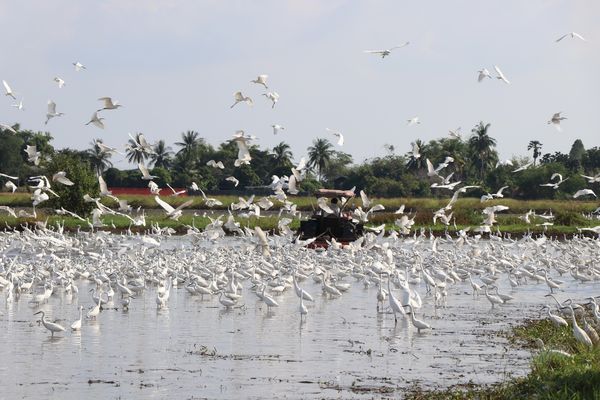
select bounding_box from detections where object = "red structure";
[109,187,187,196]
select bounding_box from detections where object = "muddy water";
[1,242,599,399]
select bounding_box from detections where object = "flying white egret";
[477,68,492,82]
[53,77,65,88]
[154,196,193,220]
[326,128,344,146]
[206,160,225,169]
[45,100,64,125]
[573,189,597,199]
[52,171,74,186]
[407,116,420,126]
[97,97,123,111]
[556,32,586,42]
[251,74,269,89]
[364,42,409,58]
[539,173,568,190]
[448,127,462,139]
[72,61,86,71]
[2,80,16,99]
[271,124,285,134]
[494,66,510,84]
[138,163,157,180]
[226,176,239,187]
[548,112,567,131]
[231,91,253,108]
[0,123,17,134]
[11,99,24,110]
[262,92,279,108]
[85,112,105,129]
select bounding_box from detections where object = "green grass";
[1,193,599,235]
[406,315,600,400]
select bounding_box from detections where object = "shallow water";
[1,237,599,399]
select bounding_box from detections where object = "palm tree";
[175,130,203,158]
[468,122,497,180]
[151,140,173,169]
[271,142,293,167]
[125,134,148,165]
[87,139,113,174]
[307,138,334,181]
[527,140,543,166]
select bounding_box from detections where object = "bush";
[46,152,99,215]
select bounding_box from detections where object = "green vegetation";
[406,316,600,400]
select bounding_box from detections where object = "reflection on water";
[0,237,599,399]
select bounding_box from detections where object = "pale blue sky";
[1,1,598,168]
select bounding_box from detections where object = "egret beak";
[33,311,42,315]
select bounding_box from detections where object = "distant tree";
[307,138,335,181]
[87,139,113,174]
[527,140,543,166]
[175,130,203,158]
[46,151,99,215]
[569,139,585,170]
[125,133,149,164]
[151,140,173,169]
[271,142,293,167]
[468,122,498,181]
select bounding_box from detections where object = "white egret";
[73,61,86,71]
[53,77,65,88]
[326,128,344,146]
[494,66,510,84]
[2,80,16,99]
[556,32,586,42]
[404,304,430,333]
[364,42,409,58]
[97,97,123,111]
[548,112,567,131]
[231,91,253,108]
[34,311,66,337]
[262,92,279,108]
[71,306,83,331]
[569,305,592,348]
[85,112,105,129]
[251,74,268,89]
[45,100,64,125]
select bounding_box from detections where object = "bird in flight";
[53,77,66,88]
[72,61,86,71]
[2,80,16,100]
[97,97,123,112]
[231,91,253,108]
[326,128,344,146]
[477,68,492,82]
[494,66,510,84]
[45,100,65,125]
[407,116,420,126]
[251,75,269,89]
[556,32,586,43]
[263,92,279,108]
[271,124,285,134]
[85,112,105,129]
[548,112,567,131]
[364,42,409,58]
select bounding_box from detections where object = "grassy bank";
[407,315,600,399]
[1,193,598,234]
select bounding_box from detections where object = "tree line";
[1,122,599,200]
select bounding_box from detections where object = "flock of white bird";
[0,220,598,359]
[0,32,598,361]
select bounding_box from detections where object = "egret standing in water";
[34,311,66,337]
[299,289,308,321]
[71,306,83,331]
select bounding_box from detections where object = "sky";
[0,1,598,168]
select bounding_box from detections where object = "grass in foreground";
[406,315,600,400]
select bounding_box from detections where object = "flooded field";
[1,233,599,399]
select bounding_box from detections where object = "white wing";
[572,32,586,41]
[360,190,370,208]
[2,80,12,94]
[154,196,175,213]
[47,100,57,114]
[494,66,510,84]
